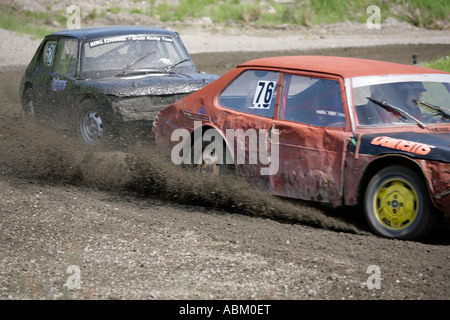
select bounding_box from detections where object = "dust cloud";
[0,67,360,234]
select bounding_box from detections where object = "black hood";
[76,72,219,97]
[351,131,450,162]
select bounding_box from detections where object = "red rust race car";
[154,55,450,240]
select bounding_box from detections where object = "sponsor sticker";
[371,136,434,155]
[89,35,173,48]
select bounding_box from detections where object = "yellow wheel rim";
[373,178,418,230]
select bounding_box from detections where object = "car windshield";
[81,34,195,79]
[352,74,450,126]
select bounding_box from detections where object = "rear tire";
[22,88,35,122]
[190,130,236,177]
[364,165,436,240]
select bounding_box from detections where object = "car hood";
[351,131,450,162]
[76,72,219,97]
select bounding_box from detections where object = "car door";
[48,37,79,129]
[32,38,58,122]
[216,69,281,188]
[269,72,352,205]
[32,37,78,128]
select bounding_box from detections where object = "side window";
[279,74,346,127]
[218,70,280,118]
[40,40,57,72]
[54,38,78,77]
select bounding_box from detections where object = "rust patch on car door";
[268,121,352,206]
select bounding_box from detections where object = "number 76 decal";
[252,81,277,109]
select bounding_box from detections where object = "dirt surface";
[0,24,449,302]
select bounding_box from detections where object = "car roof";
[48,25,178,40]
[238,55,449,78]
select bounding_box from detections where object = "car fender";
[345,147,448,214]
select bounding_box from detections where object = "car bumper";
[111,119,155,143]
[112,94,189,122]
[423,160,450,215]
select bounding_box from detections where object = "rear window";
[218,70,280,118]
[40,40,57,71]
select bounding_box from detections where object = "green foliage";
[0,0,448,39]
[425,56,450,73]
[147,0,449,28]
[0,5,58,39]
[106,6,121,14]
[393,0,449,28]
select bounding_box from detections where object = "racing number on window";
[252,81,277,109]
[44,43,56,67]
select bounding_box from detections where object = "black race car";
[19,26,218,145]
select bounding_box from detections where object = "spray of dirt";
[0,66,361,234]
[123,145,363,233]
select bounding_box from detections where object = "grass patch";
[392,0,449,28]
[0,4,60,38]
[147,0,450,28]
[0,0,448,39]
[425,56,450,73]
[106,6,121,15]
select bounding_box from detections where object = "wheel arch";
[21,82,33,103]
[356,155,432,207]
[76,94,114,114]
[74,95,117,146]
[23,81,33,92]
[187,123,236,167]
[73,94,115,126]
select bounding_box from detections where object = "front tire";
[364,165,435,240]
[76,100,108,146]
